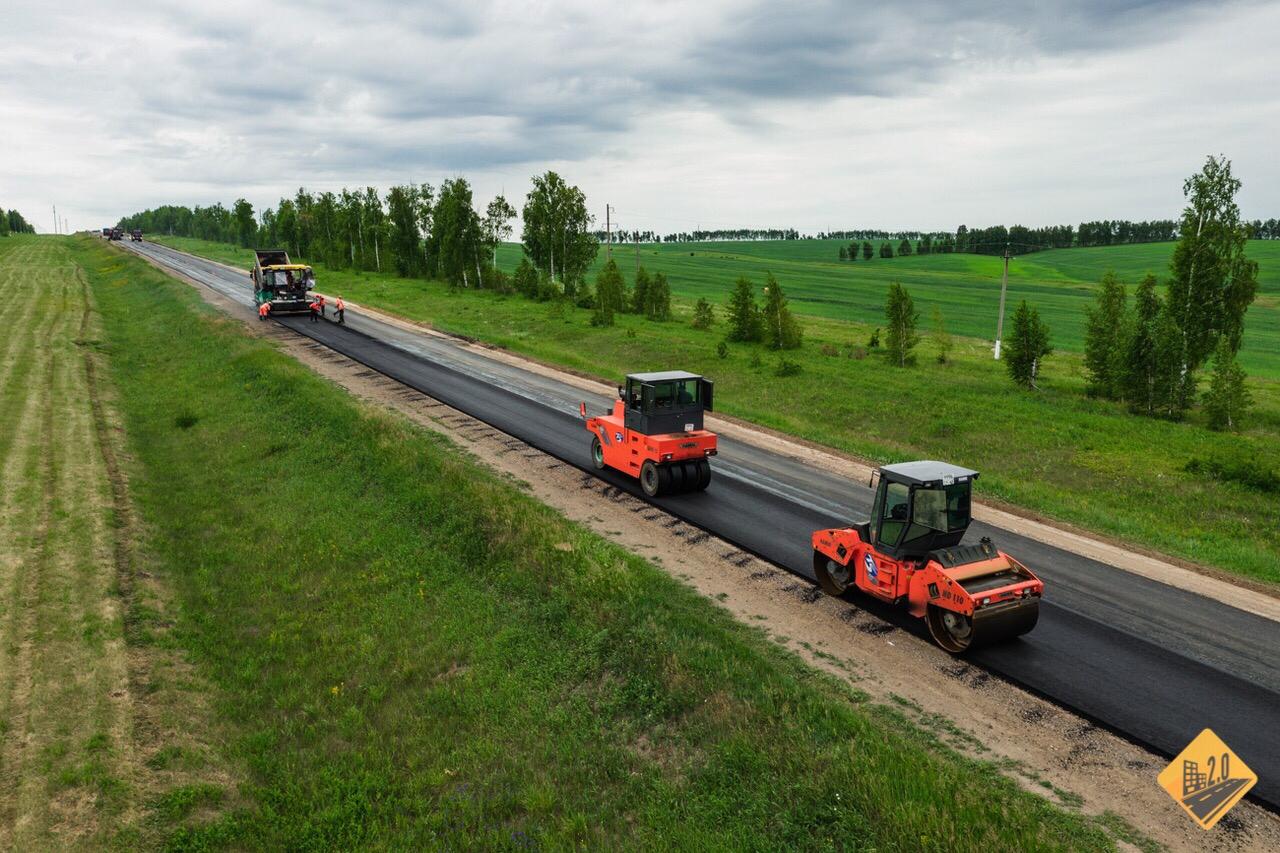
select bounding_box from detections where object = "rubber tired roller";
[812,461,1042,652]
[581,371,717,497]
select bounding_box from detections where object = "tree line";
[1082,156,1258,429]
[0,208,36,237]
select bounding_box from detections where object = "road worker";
[335,296,345,325]
[258,302,271,321]
[318,294,326,318]
[309,298,321,323]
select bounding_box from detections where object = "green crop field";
[496,239,1280,377]
[146,235,1280,585]
[65,234,1129,849]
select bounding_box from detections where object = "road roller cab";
[581,371,717,497]
[811,461,1043,652]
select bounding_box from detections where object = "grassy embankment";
[149,235,1280,586]
[0,237,232,849]
[78,234,1132,848]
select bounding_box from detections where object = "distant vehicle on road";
[108,228,124,241]
[101,227,112,238]
[130,229,143,242]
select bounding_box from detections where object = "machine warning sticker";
[863,553,878,583]
[1158,728,1256,830]
[614,432,623,443]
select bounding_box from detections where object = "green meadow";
[496,239,1280,377]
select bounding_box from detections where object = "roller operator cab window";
[877,481,910,547]
[651,379,700,410]
[912,483,971,532]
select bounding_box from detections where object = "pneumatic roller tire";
[640,460,663,497]
[695,459,712,491]
[667,461,687,494]
[681,460,700,492]
[591,436,606,470]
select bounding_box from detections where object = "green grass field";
[71,234,1130,849]
[495,239,1280,377]
[150,235,1280,586]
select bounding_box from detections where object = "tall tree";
[1083,271,1130,399]
[386,185,423,277]
[1202,338,1251,431]
[483,194,517,267]
[862,241,873,261]
[631,266,651,315]
[1005,301,1052,389]
[880,242,894,258]
[592,259,626,326]
[898,238,912,256]
[725,277,762,342]
[232,198,256,248]
[1167,156,1259,405]
[521,171,598,296]
[431,178,482,287]
[648,272,672,321]
[883,282,919,367]
[761,273,802,350]
[1122,275,1164,415]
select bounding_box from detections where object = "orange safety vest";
[335,298,345,311]
[259,303,269,316]
[319,295,326,306]
[310,301,319,311]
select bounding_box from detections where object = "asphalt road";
[123,239,1280,809]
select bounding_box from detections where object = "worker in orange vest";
[318,294,326,318]
[258,302,271,321]
[309,298,321,323]
[335,296,345,325]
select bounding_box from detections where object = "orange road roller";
[812,461,1042,652]
[581,371,717,497]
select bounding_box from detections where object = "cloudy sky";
[4,0,1278,234]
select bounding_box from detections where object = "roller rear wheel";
[814,550,853,596]
[640,460,662,497]
[591,436,605,470]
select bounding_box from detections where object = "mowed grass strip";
[80,236,1121,850]
[150,236,1280,585]
[0,237,232,850]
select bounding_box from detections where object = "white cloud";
[2,0,1275,233]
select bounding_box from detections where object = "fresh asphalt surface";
[124,239,1280,809]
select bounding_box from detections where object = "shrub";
[716,341,729,359]
[774,358,802,377]
[1184,455,1279,494]
[820,343,839,357]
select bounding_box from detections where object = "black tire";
[640,460,663,497]
[695,459,712,491]
[657,465,672,495]
[591,436,605,470]
[926,604,974,654]
[668,462,687,494]
[813,550,854,596]
[680,460,699,492]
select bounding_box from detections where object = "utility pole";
[52,204,58,235]
[634,231,640,276]
[605,204,612,260]
[993,244,1010,360]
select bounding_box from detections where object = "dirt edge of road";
[137,246,1280,852]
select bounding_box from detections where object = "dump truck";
[812,461,1042,652]
[250,249,315,314]
[581,371,717,496]
[108,227,124,241]
[129,229,143,242]
[101,227,112,238]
